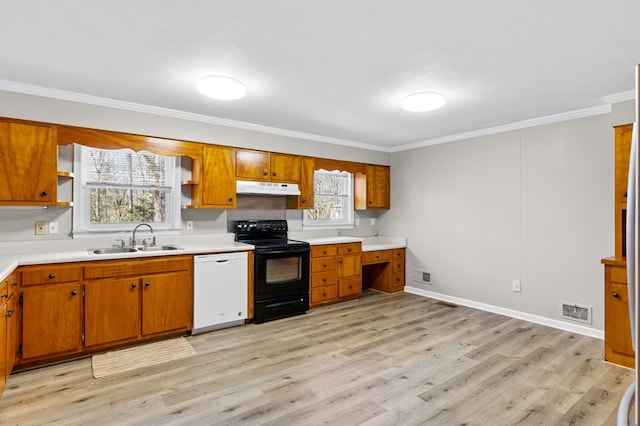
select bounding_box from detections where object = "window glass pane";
[303,169,354,229]
[90,188,166,223]
[89,150,166,186]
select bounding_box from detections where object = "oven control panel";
[234,220,288,233]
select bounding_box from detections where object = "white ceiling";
[1,1,639,152]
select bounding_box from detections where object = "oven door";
[254,245,310,301]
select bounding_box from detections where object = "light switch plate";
[49,221,59,234]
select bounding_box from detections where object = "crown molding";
[0,80,391,153]
[390,104,612,152]
[601,90,635,104]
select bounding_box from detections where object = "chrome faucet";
[131,223,154,247]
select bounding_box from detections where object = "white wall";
[380,114,614,331]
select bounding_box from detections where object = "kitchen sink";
[89,247,138,255]
[88,245,182,255]
[137,244,183,251]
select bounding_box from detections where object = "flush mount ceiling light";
[401,92,445,112]
[197,75,246,100]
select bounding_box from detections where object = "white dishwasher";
[193,251,248,334]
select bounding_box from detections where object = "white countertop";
[0,234,253,282]
[292,234,407,252]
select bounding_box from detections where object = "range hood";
[236,180,301,196]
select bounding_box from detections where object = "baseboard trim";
[404,286,604,340]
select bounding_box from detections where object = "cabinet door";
[5,296,17,376]
[0,302,6,394]
[270,153,300,183]
[337,254,361,277]
[604,280,634,362]
[22,282,82,359]
[236,149,270,180]
[201,145,236,208]
[0,121,56,205]
[366,164,390,209]
[142,271,192,335]
[85,278,141,346]
[287,157,314,209]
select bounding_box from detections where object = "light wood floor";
[0,290,634,425]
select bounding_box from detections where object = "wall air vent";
[560,302,592,324]
[413,269,431,284]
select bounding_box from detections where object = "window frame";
[302,169,354,230]
[72,144,181,237]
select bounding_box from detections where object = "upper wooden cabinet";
[236,149,300,183]
[200,145,237,209]
[355,164,390,210]
[615,124,633,257]
[0,120,57,205]
[287,157,315,209]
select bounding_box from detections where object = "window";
[303,169,354,229]
[73,145,180,235]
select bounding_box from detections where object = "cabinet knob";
[228,197,233,202]
[70,290,77,296]
[40,191,49,197]
[322,277,327,282]
[322,263,327,267]
[272,172,277,176]
[11,281,18,287]
[145,282,151,287]
[1,293,7,299]
[348,248,352,252]
[613,292,620,298]
[323,250,327,255]
[339,259,343,264]
[322,292,327,297]
[6,309,14,318]
[263,171,268,176]
[301,199,306,204]
[348,285,352,289]
[48,273,56,279]
[131,283,137,289]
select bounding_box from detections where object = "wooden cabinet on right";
[0,119,57,206]
[602,258,634,368]
[355,164,390,210]
[362,248,405,294]
[601,123,634,368]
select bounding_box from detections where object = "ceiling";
[1,1,639,152]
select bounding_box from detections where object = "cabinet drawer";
[610,265,627,284]
[392,249,405,259]
[362,250,391,264]
[5,271,18,298]
[311,245,337,258]
[84,256,191,279]
[311,285,338,303]
[21,264,82,285]
[311,271,338,288]
[392,259,405,273]
[391,272,405,291]
[0,280,7,305]
[339,277,361,298]
[311,257,337,272]
[338,243,361,255]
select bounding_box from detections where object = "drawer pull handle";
[70,290,77,296]
[48,273,56,279]
[1,293,7,299]
[131,283,137,289]
[323,263,327,267]
[145,281,151,287]
[613,292,620,298]
[40,191,49,197]
[322,277,327,282]
[322,292,327,297]
[11,281,18,287]
[348,248,352,252]
[6,309,14,318]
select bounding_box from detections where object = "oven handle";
[258,248,309,256]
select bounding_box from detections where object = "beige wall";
[380,114,614,331]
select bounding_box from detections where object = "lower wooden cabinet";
[17,255,193,365]
[1,271,18,396]
[310,242,361,308]
[602,257,634,368]
[362,248,405,294]
[22,281,83,359]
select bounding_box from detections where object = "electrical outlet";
[35,221,48,235]
[371,218,376,226]
[512,280,521,292]
[49,221,59,234]
[186,220,193,230]
[355,218,360,226]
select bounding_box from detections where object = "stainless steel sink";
[137,244,183,251]
[89,247,138,255]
